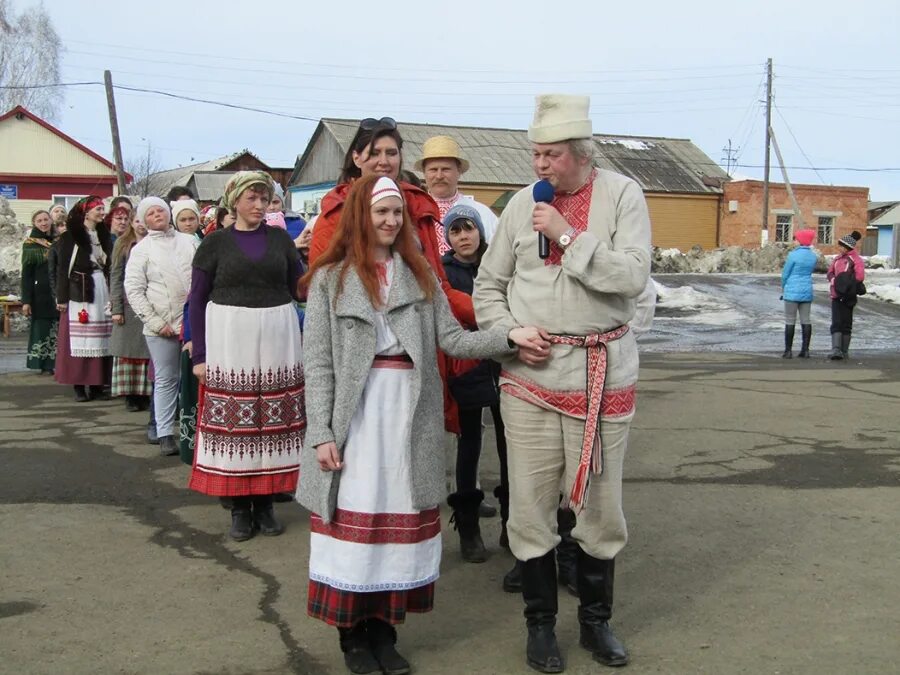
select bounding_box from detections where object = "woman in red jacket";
[310,118,475,433]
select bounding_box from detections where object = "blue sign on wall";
[0,184,17,199]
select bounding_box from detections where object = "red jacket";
[309,180,475,433]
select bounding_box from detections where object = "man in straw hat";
[474,94,651,671]
[416,135,499,255]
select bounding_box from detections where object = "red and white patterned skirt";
[189,302,305,497]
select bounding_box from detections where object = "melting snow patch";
[599,139,652,151]
[867,283,900,304]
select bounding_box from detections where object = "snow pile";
[0,197,25,294]
[653,279,747,324]
[866,283,900,304]
[653,245,898,275]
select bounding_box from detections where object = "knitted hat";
[136,196,171,224]
[838,230,861,250]
[414,136,470,173]
[273,181,285,202]
[371,177,403,205]
[443,204,485,245]
[528,94,592,143]
[170,199,200,223]
[794,229,816,247]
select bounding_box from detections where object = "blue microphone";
[533,179,555,259]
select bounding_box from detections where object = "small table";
[1,301,23,338]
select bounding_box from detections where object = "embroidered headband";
[371,176,403,206]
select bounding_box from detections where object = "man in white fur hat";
[416,135,499,253]
[474,94,651,672]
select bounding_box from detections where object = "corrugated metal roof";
[314,118,727,194]
[147,150,260,196]
[188,171,235,202]
[868,200,899,212]
[870,202,900,226]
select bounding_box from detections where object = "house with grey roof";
[288,118,729,251]
[868,200,900,258]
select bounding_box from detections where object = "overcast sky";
[28,0,900,199]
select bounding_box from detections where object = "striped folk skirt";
[307,353,439,627]
[188,302,305,497]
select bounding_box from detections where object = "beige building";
[0,105,126,221]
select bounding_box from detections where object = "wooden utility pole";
[761,58,773,246]
[104,70,128,196]
[769,127,805,231]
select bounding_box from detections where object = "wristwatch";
[558,227,578,249]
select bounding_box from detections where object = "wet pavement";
[2,352,899,674]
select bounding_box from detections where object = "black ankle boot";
[366,618,410,675]
[74,385,89,402]
[798,324,812,358]
[229,498,255,541]
[448,489,487,563]
[782,324,795,358]
[576,549,628,667]
[125,395,141,412]
[556,508,578,596]
[494,484,510,550]
[841,333,851,359]
[504,559,524,593]
[252,495,284,536]
[829,332,844,360]
[338,623,380,674]
[522,551,564,673]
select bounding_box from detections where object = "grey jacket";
[297,252,514,522]
[109,252,150,360]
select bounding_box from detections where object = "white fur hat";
[170,199,200,223]
[528,94,592,143]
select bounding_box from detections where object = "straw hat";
[528,94,592,143]
[415,135,470,174]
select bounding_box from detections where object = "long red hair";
[300,175,435,308]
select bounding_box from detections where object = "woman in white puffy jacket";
[125,197,199,456]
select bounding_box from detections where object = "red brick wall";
[719,180,869,253]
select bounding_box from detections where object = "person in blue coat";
[780,229,818,358]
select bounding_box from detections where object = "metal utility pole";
[761,58,773,246]
[104,70,128,196]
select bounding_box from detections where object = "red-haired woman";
[308,118,475,436]
[297,175,545,675]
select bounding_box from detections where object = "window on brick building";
[775,214,792,243]
[817,216,834,245]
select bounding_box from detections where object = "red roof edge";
[0,105,133,182]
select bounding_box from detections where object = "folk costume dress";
[187,225,305,497]
[109,246,152,398]
[21,227,57,372]
[54,228,113,387]
[305,261,441,627]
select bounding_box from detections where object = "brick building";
[719,179,869,253]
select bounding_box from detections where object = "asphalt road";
[2,352,898,674]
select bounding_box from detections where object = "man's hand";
[532,203,570,242]
[316,442,342,472]
[22,304,31,317]
[112,314,125,325]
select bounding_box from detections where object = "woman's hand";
[295,228,313,251]
[192,362,206,383]
[22,304,31,317]
[316,442,342,472]
[112,314,125,325]
[159,324,176,338]
[182,341,192,356]
[508,326,552,366]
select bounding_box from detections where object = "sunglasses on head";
[359,117,397,131]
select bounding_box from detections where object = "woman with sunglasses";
[309,117,476,436]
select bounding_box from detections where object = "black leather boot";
[448,489,487,563]
[556,508,578,596]
[494,484,510,550]
[504,559,524,593]
[229,497,255,541]
[74,385,89,403]
[252,495,284,536]
[338,623,380,674]
[125,395,141,412]
[782,324,795,358]
[366,618,410,675]
[829,332,844,360]
[158,435,179,457]
[522,551,564,673]
[841,333,851,359]
[798,324,812,358]
[576,549,628,667]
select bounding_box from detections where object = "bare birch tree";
[126,144,164,199]
[0,0,64,121]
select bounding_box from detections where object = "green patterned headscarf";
[222,171,275,213]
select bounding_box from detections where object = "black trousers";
[830,298,855,335]
[455,404,508,493]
